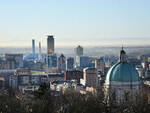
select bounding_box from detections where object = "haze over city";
[1,1,150,113]
[0,0,150,47]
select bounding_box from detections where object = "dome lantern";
[120,46,127,63]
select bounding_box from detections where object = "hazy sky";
[0,0,150,47]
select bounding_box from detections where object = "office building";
[39,42,42,62]
[47,35,54,55]
[74,45,84,67]
[48,54,57,68]
[74,45,83,56]
[66,57,74,70]
[5,54,23,69]
[76,56,90,68]
[58,54,66,72]
[47,35,55,67]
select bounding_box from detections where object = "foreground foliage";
[0,85,150,113]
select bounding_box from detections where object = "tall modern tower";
[39,42,42,61]
[74,45,83,56]
[32,39,35,55]
[74,45,83,68]
[47,35,55,67]
[47,35,54,55]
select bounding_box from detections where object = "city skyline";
[0,0,150,47]
[0,1,150,112]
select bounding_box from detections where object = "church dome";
[106,62,139,82]
[106,47,140,83]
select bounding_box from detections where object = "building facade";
[64,70,83,83]
[75,56,90,68]
[95,58,105,75]
[58,54,66,72]
[81,67,98,87]
[66,57,74,70]
[32,39,35,55]
[5,54,23,69]
[47,35,54,55]
[74,45,83,56]
[48,54,57,67]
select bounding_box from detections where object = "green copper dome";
[106,62,139,82]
